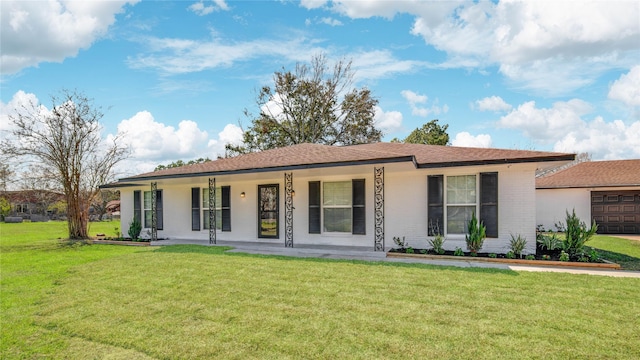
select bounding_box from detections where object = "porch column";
[374,167,385,251]
[284,172,294,247]
[151,182,157,241]
[209,177,216,244]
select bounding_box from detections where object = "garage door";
[591,191,640,234]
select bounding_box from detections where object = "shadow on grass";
[152,244,519,276]
[588,246,640,271]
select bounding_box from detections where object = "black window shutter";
[308,181,321,234]
[156,190,163,230]
[427,175,444,236]
[191,187,200,231]
[480,172,499,238]
[133,190,141,223]
[352,179,366,235]
[221,186,231,232]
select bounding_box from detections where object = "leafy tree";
[0,163,13,192]
[155,157,211,171]
[1,90,129,240]
[0,197,10,221]
[392,119,449,145]
[226,54,382,155]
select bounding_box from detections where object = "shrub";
[505,251,516,259]
[428,234,446,255]
[588,248,600,262]
[488,253,497,258]
[541,254,551,261]
[525,254,536,260]
[562,209,598,258]
[559,251,570,262]
[537,233,562,252]
[393,236,408,251]
[465,212,486,255]
[509,234,527,259]
[406,247,414,254]
[454,247,464,256]
[128,217,142,240]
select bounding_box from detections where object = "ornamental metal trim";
[151,182,158,242]
[374,167,384,251]
[209,177,216,244]
[284,172,294,247]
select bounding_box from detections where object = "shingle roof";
[536,159,640,189]
[117,142,575,182]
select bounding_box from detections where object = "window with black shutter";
[308,181,321,234]
[191,187,200,231]
[221,186,231,231]
[480,172,498,238]
[133,190,141,223]
[427,175,444,236]
[352,179,366,235]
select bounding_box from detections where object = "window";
[323,181,352,232]
[200,186,231,231]
[143,190,163,229]
[427,173,498,237]
[446,175,476,234]
[309,179,365,234]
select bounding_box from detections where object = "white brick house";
[103,143,574,254]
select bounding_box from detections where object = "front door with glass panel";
[258,184,279,238]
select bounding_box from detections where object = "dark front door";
[258,184,279,238]
[591,191,640,234]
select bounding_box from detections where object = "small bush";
[509,234,527,259]
[465,212,486,255]
[562,209,598,258]
[128,217,142,240]
[559,251,570,262]
[406,247,414,254]
[525,254,536,260]
[488,253,497,258]
[505,251,516,259]
[393,236,408,251]
[454,247,464,256]
[541,254,551,260]
[428,234,446,255]
[537,233,562,251]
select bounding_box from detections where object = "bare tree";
[1,90,128,240]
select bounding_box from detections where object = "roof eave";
[416,154,576,169]
[111,156,416,184]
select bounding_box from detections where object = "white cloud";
[374,106,403,134]
[475,96,512,112]
[553,117,640,160]
[300,0,328,10]
[497,98,640,159]
[188,0,229,16]
[0,0,139,75]
[401,90,448,117]
[451,132,493,148]
[0,90,40,132]
[498,99,592,143]
[115,111,209,162]
[319,17,343,26]
[608,66,640,106]
[323,1,640,94]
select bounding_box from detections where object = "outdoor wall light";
[240,192,245,198]
[291,190,295,197]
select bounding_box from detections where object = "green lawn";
[586,235,640,271]
[2,222,639,359]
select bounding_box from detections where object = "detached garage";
[536,160,640,235]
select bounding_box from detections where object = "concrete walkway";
[150,239,640,278]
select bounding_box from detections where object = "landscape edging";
[386,251,621,270]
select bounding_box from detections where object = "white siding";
[535,188,590,232]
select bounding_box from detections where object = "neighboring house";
[536,159,640,234]
[0,190,65,221]
[102,143,574,254]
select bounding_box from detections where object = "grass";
[586,235,640,271]
[2,222,640,359]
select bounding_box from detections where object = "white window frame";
[322,181,352,233]
[444,174,479,236]
[143,191,153,228]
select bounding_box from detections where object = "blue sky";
[1,0,639,176]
